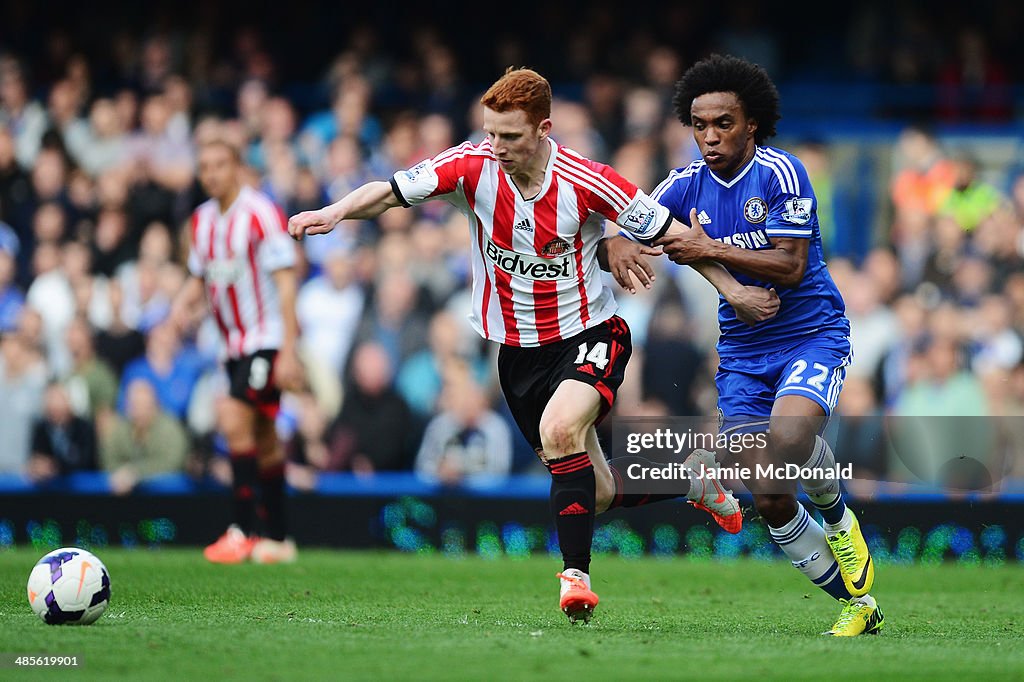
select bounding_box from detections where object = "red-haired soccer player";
[289,68,778,621]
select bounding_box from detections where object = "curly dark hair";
[672,54,780,144]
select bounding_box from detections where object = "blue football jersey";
[649,146,849,356]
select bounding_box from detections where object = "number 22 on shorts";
[784,359,829,390]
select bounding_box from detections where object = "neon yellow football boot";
[822,596,885,636]
[826,510,874,597]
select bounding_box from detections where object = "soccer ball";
[26,547,111,625]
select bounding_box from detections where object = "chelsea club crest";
[743,197,767,224]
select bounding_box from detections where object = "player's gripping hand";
[288,208,338,241]
[273,347,307,393]
[655,208,716,265]
[730,286,780,326]
[598,235,662,294]
[168,300,193,335]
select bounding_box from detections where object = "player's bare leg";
[600,436,741,532]
[771,396,874,598]
[204,397,259,563]
[250,414,297,564]
[538,379,604,623]
[739,396,880,633]
[586,426,615,513]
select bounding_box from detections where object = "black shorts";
[225,350,281,419]
[497,315,632,452]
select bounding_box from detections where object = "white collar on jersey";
[510,137,558,203]
[707,152,757,188]
[215,184,253,217]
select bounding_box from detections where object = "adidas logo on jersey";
[696,210,712,225]
[513,218,534,232]
[559,502,589,516]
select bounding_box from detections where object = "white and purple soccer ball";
[26,547,111,625]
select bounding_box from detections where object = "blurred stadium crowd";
[1,1,1023,494]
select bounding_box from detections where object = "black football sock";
[230,451,259,536]
[606,456,689,509]
[258,462,288,542]
[548,452,596,574]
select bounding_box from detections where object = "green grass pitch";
[1,548,1022,680]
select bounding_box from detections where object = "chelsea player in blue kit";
[602,55,882,636]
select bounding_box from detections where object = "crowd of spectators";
[1,11,1023,496]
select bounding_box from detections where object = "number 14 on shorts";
[574,342,609,370]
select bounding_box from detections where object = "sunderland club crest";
[542,237,572,256]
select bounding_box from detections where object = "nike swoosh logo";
[851,556,872,591]
[710,478,726,505]
[28,588,37,602]
[76,561,92,598]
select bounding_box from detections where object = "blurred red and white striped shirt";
[391,138,670,347]
[187,185,297,358]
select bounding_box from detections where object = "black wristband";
[389,177,411,208]
[649,214,673,242]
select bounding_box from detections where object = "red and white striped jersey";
[391,138,670,347]
[187,185,297,358]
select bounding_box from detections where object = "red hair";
[480,67,551,127]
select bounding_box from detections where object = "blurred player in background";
[289,68,778,622]
[171,140,304,564]
[603,54,882,636]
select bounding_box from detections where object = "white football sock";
[823,507,854,535]
[800,436,850,528]
[769,504,853,601]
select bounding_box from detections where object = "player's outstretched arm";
[656,208,808,288]
[689,260,780,326]
[599,233,778,325]
[169,275,206,334]
[271,266,305,392]
[661,221,780,325]
[288,180,402,241]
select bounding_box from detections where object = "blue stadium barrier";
[3,474,1022,559]
[3,472,1023,502]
